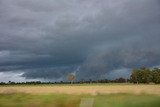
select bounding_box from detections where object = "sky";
[0,0,160,82]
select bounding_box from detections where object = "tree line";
[130,67,160,84]
[0,78,129,85]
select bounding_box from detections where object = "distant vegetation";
[130,67,160,84]
[0,67,160,85]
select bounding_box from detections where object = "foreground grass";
[0,93,160,107]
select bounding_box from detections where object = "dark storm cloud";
[0,0,160,81]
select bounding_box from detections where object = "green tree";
[130,69,139,84]
[130,67,151,84]
[152,68,160,84]
[140,67,151,83]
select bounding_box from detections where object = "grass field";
[0,84,160,107]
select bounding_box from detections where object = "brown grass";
[0,84,160,95]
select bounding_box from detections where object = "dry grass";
[0,84,160,95]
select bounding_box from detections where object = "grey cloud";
[0,0,160,81]
[22,65,78,81]
[79,42,160,80]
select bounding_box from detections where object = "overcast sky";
[0,0,160,82]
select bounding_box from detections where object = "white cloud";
[0,72,39,82]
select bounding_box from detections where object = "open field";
[0,84,160,107]
[0,84,160,95]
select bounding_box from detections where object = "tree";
[115,77,126,83]
[140,67,151,83]
[130,67,151,84]
[152,68,160,84]
[130,69,139,84]
[67,73,76,84]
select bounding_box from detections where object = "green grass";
[94,94,160,107]
[0,93,160,107]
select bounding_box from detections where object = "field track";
[0,84,160,95]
